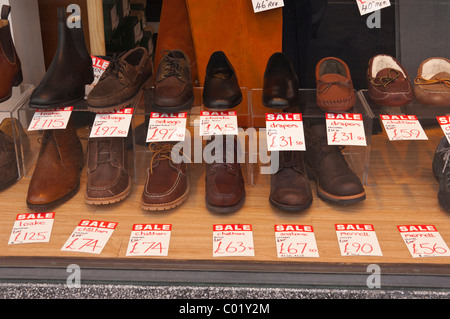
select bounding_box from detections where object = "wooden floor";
[0,112,449,282]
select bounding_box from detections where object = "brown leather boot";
[85,137,131,205]
[269,151,312,211]
[0,118,20,190]
[26,122,83,211]
[141,142,189,211]
[0,5,22,103]
[205,136,245,213]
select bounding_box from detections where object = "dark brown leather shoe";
[0,5,22,103]
[0,118,19,190]
[304,123,365,204]
[316,57,355,112]
[26,121,84,211]
[203,51,242,109]
[153,49,194,112]
[85,137,131,205]
[270,151,312,211]
[141,142,189,211]
[87,47,153,113]
[205,136,245,213]
[367,54,414,107]
[262,52,299,109]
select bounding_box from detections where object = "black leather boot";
[30,6,93,109]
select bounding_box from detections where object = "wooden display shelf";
[0,105,449,289]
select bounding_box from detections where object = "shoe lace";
[414,76,450,88]
[442,149,450,187]
[317,79,352,95]
[160,50,183,80]
[102,53,127,81]
[149,142,187,174]
[370,68,401,88]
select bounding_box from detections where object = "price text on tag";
[8,212,55,245]
[61,220,117,255]
[200,111,238,136]
[265,113,306,151]
[86,55,110,95]
[252,0,284,13]
[213,224,255,257]
[147,112,187,142]
[380,114,428,141]
[126,223,172,257]
[28,106,73,131]
[90,108,133,138]
[356,0,391,16]
[397,225,450,258]
[335,224,383,256]
[436,116,450,144]
[274,224,319,258]
[326,113,367,146]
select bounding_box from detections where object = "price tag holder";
[265,113,306,151]
[436,116,450,144]
[90,107,133,138]
[126,223,172,257]
[86,55,110,96]
[326,113,367,146]
[398,225,450,258]
[335,224,383,256]
[147,112,187,142]
[252,0,284,13]
[213,224,255,257]
[28,106,73,131]
[61,219,117,255]
[356,0,391,16]
[274,224,319,258]
[380,114,428,141]
[200,111,238,136]
[8,212,55,245]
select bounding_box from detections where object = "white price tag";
[213,224,255,257]
[126,224,172,257]
[335,224,383,256]
[86,55,110,96]
[147,112,187,142]
[436,116,450,144]
[200,111,238,136]
[8,212,55,245]
[28,106,73,131]
[356,0,391,16]
[252,0,284,13]
[90,108,133,138]
[274,224,319,258]
[265,113,306,151]
[398,225,450,258]
[380,114,428,141]
[61,220,117,255]
[326,113,367,146]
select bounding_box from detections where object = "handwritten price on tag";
[398,225,450,258]
[330,132,365,143]
[147,128,185,141]
[147,112,187,142]
[91,126,128,136]
[90,108,133,138]
[63,237,104,252]
[267,134,304,149]
[128,241,167,255]
[380,114,428,141]
[213,224,255,257]
[200,111,238,136]
[28,107,73,131]
[278,242,318,255]
[213,240,254,255]
[265,113,306,151]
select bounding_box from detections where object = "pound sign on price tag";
[28,107,73,131]
[213,224,255,257]
[265,113,306,151]
[126,224,172,257]
[200,111,238,136]
[380,114,428,141]
[335,224,383,256]
[147,112,187,142]
[326,113,367,146]
[398,225,450,258]
[90,108,133,138]
[274,224,319,258]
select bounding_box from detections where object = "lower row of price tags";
[7,215,450,258]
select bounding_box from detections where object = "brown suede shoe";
[367,54,414,107]
[269,151,312,212]
[304,123,365,205]
[414,57,450,106]
[0,118,19,190]
[153,49,194,112]
[26,122,83,211]
[141,142,189,211]
[316,57,355,112]
[85,137,131,205]
[205,136,245,213]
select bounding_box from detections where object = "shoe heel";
[12,70,23,86]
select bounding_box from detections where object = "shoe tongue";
[97,139,111,162]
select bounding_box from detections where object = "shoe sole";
[29,94,86,110]
[269,196,312,212]
[87,88,146,114]
[84,178,132,205]
[205,192,246,214]
[151,95,194,113]
[140,183,190,211]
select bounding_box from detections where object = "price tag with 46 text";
[336,224,383,256]
[398,225,450,258]
[380,114,428,141]
[265,113,306,151]
[274,224,319,258]
[28,106,73,131]
[8,212,55,245]
[147,112,187,142]
[326,113,367,146]
[90,108,133,138]
[213,224,255,257]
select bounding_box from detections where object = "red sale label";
[380,114,428,141]
[126,223,172,257]
[90,108,133,138]
[274,224,319,258]
[335,223,383,256]
[213,224,254,257]
[86,55,110,95]
[200,111,238,136]
[326,113,367,146]
[8,212,55,245]
[265,113,306,151]
[147,112,187,142]
[397,224,450,258]
[437,116,450,144]
[28,107,73,131]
